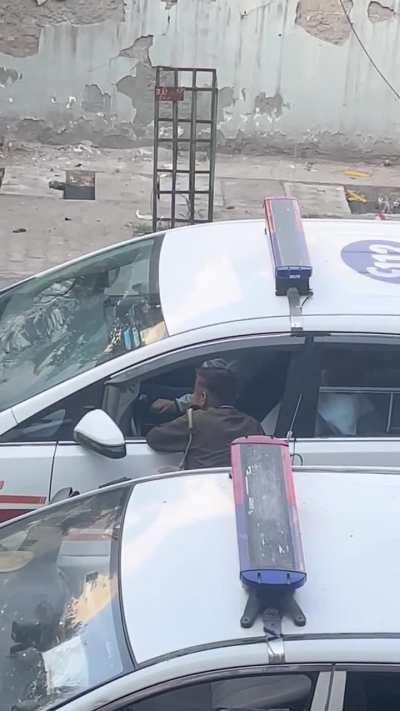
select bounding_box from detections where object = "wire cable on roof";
[339,0,400,102]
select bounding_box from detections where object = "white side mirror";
[74,409,126,459]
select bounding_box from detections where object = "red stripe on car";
[0,509,30,523]
[0,494,46,505]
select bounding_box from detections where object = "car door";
[293,336,400,467]
[0,436,54,522]
[50,438,180,499]
[0,380,112,512]
[50,334,306,498]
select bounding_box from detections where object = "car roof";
[120,467,400,666]
[159,219,400,335]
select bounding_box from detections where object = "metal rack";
[152,67,218,232]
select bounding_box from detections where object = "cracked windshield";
[1,0,400,709]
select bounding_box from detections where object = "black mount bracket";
[241,586,306,636]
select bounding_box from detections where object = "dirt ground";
[1,141,399,286]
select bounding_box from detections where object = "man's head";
[191,359,238,409]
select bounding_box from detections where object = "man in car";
[146,359,264,469]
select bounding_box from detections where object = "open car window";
[0,235,166,412]
[103,344,298,439]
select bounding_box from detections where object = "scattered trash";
[383,159,393,167]
[346,190,367,203]
[66,96,77,110]
[344,168,370,180]
[136,210,152,221]
[49,171,95,200]
[49,180,65,192]
[64,217,72,221]
[75,163,82,168]
[35,0,48,5]
[12,228,27,233]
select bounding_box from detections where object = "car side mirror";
[74,409,126,459]
[50,487,80,504]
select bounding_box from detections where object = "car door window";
[104,344,300,439]
[115,672,319,711]
[0,380,104,443]
[344,671,400,711]
[311,344,400,438]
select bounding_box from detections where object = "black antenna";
[287,393,302,439]
[287,394,303,466]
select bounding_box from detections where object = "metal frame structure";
[152,66,218,232]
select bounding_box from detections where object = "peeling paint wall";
[1,0,400,156]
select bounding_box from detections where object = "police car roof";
[121,467,400,666]
[159,218,400,335]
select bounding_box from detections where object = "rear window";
[0,235,166,411]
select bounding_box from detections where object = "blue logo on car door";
[341,240,400,283]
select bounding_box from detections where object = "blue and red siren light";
[231,436,306,591]
[264,196,312,296]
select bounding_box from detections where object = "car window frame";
[297,335,400,441]
[104,333,306,443]
[331,665,400,711]
[0,334,305,445]
[0,378,107,446]
[93,664,332,711]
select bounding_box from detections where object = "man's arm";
[150,393,192,417]
[146,413,191,452]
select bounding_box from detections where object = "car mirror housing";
[74,409,126,459]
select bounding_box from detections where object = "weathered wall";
[1,0,400,156]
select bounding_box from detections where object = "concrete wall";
[0,0,400,157]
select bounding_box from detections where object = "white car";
[1,455,400,711]
[1,200,400,519]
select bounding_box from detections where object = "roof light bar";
[231,436,306,629]
[264,197,312,296]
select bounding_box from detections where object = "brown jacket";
[146,405,264,469]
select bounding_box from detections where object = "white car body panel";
[50,441,180,499]
[0,443,54,521]
[294,436,400,467]
[159,219,400,335]
[121,468,400,665]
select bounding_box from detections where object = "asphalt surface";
[1,143,400,284]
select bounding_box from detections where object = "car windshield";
[0,485,133,711]
[0,235,166,412]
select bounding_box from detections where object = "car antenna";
[287,394,303,466]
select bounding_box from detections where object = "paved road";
[1,143,398,283]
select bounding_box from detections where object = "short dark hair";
[197,363,238,406]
